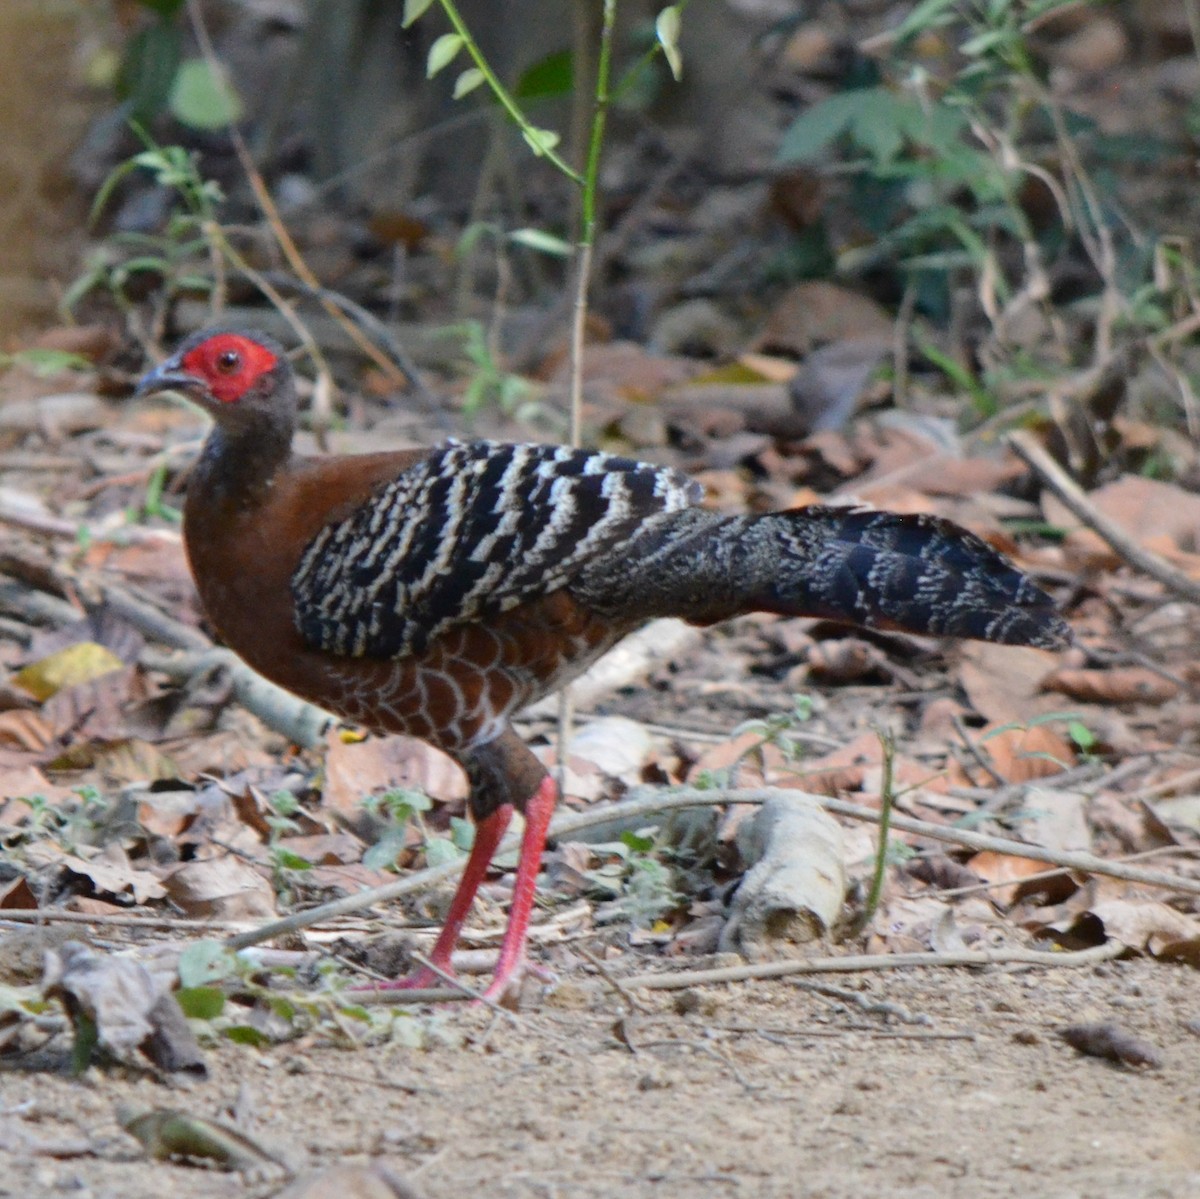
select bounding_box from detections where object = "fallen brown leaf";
[966,850,1067,908]
[322,732,466,820]
[59,845,167,905]
[164,856,276,920]
[957,643,1063,725]
[1043,667,1180,705]
[43,942,205,1074]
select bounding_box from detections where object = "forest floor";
[5,4,1200,1197]
[3,956,1198,1199]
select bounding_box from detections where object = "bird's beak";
[134,355,204,400]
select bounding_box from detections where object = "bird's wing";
[291,440,700,658]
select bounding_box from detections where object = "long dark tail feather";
[574,505,1071,650]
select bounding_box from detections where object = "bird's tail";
[573,505,1071,649]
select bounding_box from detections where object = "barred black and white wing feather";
[291,440,700,658]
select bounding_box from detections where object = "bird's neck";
[190,418,295,513]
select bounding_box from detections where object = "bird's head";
[135,328,296,436]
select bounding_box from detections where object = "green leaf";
[0,348,91,376]
[273,848,313,871]
[453,67,485,99]
[224,1025,270,1047]
[363,827,408,871]
[891,0,959,43]
[777,89,872,163]
[515,49,573,99]
[119,21,183,123]
[850,92,908,163]
[423,837,462,867]
[375,787,432,817]
[71,1011,99,1074]
[655,6,683,81]
[427,33,464,78]
[178,940,238,988]
[268,996,297,1021]
[960,28,1011,58]
[449,816,475,851]
[402,0,435,27]
[176,986,226,1020]
[1068,721,1097,751]
[621,830,655,854]
[509,227,574,257]
[169,58,242,129]
[521,126,561,157]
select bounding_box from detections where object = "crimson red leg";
[482,773,558,1001]
[357,802,514,992]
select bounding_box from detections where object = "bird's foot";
[352,955,553,1004]
[478,956,555,1007]
[351,953,456,994]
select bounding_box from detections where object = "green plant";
[779,2,1066,273]
[125,460,183,526]
[457,319,541,423]
[361,787,470,871]
[174,939,413,1048]
[405,0,685,433]
[585,828,683,927]
[731,694,817,769]
[775,0,1167,403]
[7,786,109,854]
[64,138,223,321]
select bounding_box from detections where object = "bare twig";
[619,941,1125,992]
[0,911,254,932]
[404,951,521,1022]
[247,270,432,401]
[0,491,180,547]
[1007,429,1200,605]
[0,579,79,626]
[95,580,209,652]
[145,647,333,749]
[577,946,650,1012]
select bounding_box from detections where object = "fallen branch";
[619,941,1126,992]
[1007,429,1200,604]
[97,580,333,750]
[143,647,332,750]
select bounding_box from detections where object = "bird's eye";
[216,349,241,374]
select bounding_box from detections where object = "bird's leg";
[481,773,558,1002]
[357,802,513,992]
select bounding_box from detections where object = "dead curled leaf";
[952,723,1076,787]
[0,709,55,754]
[11,642,125,702]
[43,942,205,1074]
[805,637,890,683]
[965,851,1065,908]
[164,856,277,920]
[905,854,980,892]
[1042,667,1180,705]
[1087,897,1200,957]
[59,846,167,905]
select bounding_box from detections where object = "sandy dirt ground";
[3,955,1198,1199]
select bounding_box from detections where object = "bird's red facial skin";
[180,334,279,404]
